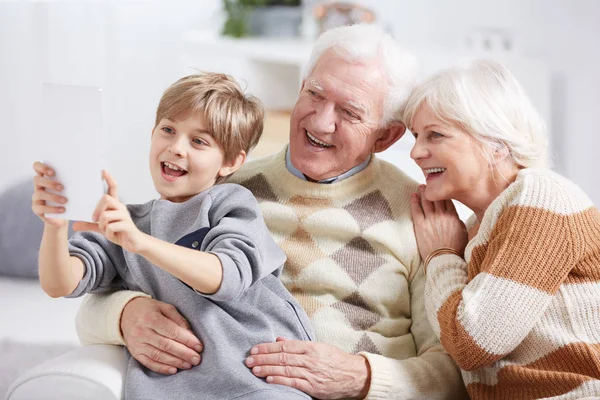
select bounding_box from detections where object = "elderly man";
[75,24,466,399]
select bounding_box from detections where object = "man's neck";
[285,147,371,184]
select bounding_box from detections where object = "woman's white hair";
[302,24,417,127]
[403,60,549,168]
[403,59,549,169]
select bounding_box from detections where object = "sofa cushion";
[0,178,72,279]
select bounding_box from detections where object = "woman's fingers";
[410,193,424,221]
[445,199,459,215]
[419,185,435,215]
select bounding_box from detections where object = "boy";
[31,73,313,400]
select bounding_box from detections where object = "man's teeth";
[425,168,446,174]
[306,131,332,147]
[164,162,185,172]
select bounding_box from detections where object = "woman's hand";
[410,185,468,260]
[73,170,147,253]
[31,161,68,228]
[245,337,370,399]
[120,297,204,375]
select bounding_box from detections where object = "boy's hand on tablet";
[31,162,69,228]
[74,170,147,253]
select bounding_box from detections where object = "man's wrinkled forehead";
[306,78,368,114]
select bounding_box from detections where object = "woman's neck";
[466,164,520,222]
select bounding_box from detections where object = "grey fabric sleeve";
[67,231,126,298]
[201,185,286,302]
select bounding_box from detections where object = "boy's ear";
[372,122,406,153]
[218,150,246,177]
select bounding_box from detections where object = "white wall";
[1,0,598,204]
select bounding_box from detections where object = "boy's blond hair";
[155,73,264,163]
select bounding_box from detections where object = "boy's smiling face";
[149,113,232,203]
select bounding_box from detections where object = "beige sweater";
[76,147,467,399]
[425,168,600,399]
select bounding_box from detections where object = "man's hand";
[73,170,147,253]
[245,337,371,399]
[120,297,204,375]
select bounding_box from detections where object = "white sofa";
[6,344,127,400]
[0,277,128,400]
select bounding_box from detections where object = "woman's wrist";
[423,247,460,273]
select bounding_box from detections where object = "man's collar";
[285,147,371,184]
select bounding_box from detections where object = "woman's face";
[409,104,490,204]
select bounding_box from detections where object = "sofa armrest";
[5,345,127,400]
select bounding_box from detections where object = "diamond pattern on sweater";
[344,190,393,231]
[279,227,326,278]
[352,333,381,355]
[287,195,334,220]
[331,237,387,285]
[332,292,381,331]
[289,289,324,318]
[240,174,278,203]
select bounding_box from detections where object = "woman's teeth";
[425,167,446,176]
[306,130,332,148]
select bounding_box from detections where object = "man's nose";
[312,102,336,133]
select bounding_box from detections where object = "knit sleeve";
[75,290,150,345]
[425,176,582,371]
[359,261,468,399]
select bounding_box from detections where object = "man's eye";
[344,109,359,119]
[192,138,206,146]
[162,127,174,134]
[307,90,320,98]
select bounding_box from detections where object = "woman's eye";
[192,138,206,146]
[161,126,174,134]
[430,131,444,139]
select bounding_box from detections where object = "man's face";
[289,50,389,181]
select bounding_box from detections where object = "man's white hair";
[302,24,417,127]
[403,59,549,169]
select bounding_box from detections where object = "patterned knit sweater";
[76,147,467,399]
[425,168,600,400]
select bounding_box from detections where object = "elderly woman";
[406,59,600,399]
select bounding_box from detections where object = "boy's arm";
[134,185,283,298]
[136,237,223,294]
[38,223,85,297]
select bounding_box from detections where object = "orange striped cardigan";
[425,168,600,399]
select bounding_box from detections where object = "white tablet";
[40,82,107,222]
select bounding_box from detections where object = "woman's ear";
[491,143,510,165]
[372,122,406,153]
[218,150,247,177]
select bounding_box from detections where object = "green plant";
[222,0,301,38]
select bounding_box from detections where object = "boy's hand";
[74,171,147,253]
[31,161,68,228]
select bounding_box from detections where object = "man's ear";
[218,150,246,177]
[372,122,406,153]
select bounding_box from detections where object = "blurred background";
[1,0,599,204]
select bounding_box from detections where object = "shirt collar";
[285,147,371,184]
